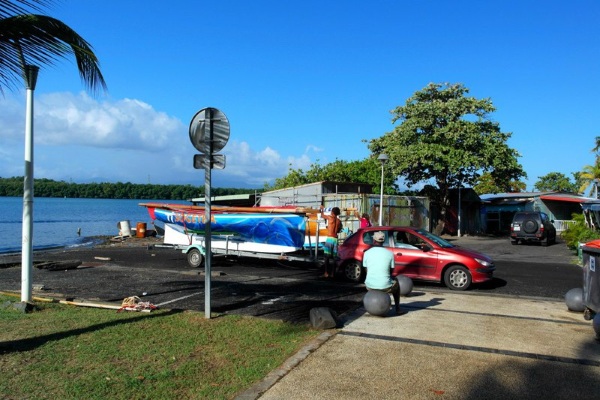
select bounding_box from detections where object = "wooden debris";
[34,260,82,271]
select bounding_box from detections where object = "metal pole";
[458,182,462,237]
[204,110,213,319]
[379,163,384,226]
[21,65,39,303]
[377,154,388,226]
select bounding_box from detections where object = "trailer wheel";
[187,248,204,268]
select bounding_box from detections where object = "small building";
[259,181,373,208]
[441,188,483,236]
[189,193,259,207]
[261,181,430,233]
[479,192,598,234]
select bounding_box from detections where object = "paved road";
[0,235,583,323]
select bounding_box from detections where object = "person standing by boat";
[321,206,342,278]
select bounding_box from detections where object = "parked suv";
[510,211,557,246]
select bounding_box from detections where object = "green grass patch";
[0,294,320,399]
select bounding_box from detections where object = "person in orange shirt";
[321,206,342,278]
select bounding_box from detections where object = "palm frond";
[0,13,107,95]
[0,0,56,18]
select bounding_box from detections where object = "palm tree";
[593,136,600,155]
[578,137,600,199]
[1,0,107,302]
[0,0,107,94]
[579,162,600,198]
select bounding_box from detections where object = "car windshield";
[413,228,455,248]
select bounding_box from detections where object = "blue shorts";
[323,237,338,257]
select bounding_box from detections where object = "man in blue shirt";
[363,231,402,315]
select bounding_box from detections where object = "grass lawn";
[0,294,321,399]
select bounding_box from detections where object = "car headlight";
[475,258,492,267]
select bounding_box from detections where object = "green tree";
[264,158,398,193]
[473,172,526,195]
[534,172,578,193]
[369,82,525,233]
[0,0,107,94]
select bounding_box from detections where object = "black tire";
[523,219,538,234]
[510,239,518,245]
[187,248,204,268]
[343,260,365,283]
[541,237,549,247]
[443,265,472,291]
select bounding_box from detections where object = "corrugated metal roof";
[480,191,599,204]
[540,194,590,203]
[479,192,554,201]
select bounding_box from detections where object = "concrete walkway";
[237,291,600,400]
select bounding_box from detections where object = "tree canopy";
[264,158,399,194]
[369,82,526,230]
[0,177,252,199]
[473,172,526,195]
[534,172,579,193]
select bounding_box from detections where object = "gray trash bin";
[582,245,600,319]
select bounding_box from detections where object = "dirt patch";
[94,235,165,249]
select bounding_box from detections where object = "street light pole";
[378,154,388,226]
[458,181,462,237]
[21,65,39,303]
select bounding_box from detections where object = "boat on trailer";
[139,203,328,255]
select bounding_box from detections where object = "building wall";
[322,193,429,233]
[260,181,373,208]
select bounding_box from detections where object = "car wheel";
[343,260,365,283]
[541,237,549,246]
[510,239,518,245]
[187,248,204,268]
[444,265,471,291]
[523,219,538,234]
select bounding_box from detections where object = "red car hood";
[444,246,493,263]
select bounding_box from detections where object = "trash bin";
[582,241,600,318]
[136,222,147,238]
[117,220,132,237]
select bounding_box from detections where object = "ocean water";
[0,197,189,254]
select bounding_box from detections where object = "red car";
[336,226,495,290]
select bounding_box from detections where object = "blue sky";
[1,0,599,191]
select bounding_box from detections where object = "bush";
[562,213,600,249]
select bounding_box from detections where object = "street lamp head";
[24,65,39,90]
[377,153,389,164]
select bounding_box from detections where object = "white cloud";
[305,144,323,153]
[35,92,181,150]
[216,141,318,187]
[0,92,317,188]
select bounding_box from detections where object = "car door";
[389,230,438,280]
